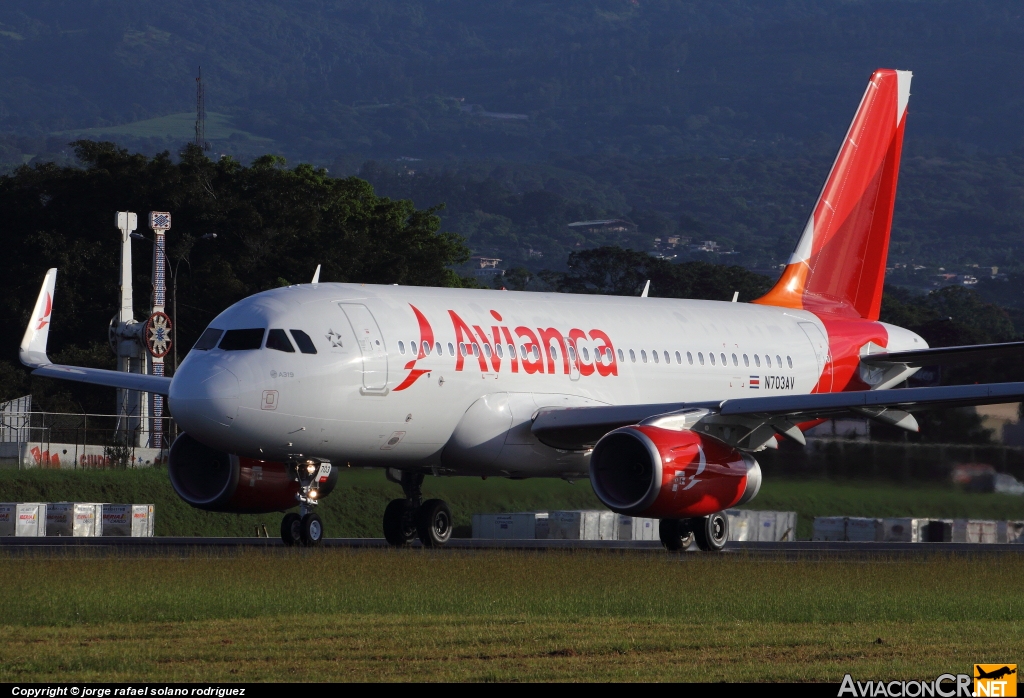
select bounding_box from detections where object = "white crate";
[616,516,659,541]
[549,510,605,540]
[726,510,752,541]
[813,516,847,541]
[101,504,154,537]
[846,517,883,542]
[12,503,47,537]
[597,511,617,541]
[882,518,925,542]
[999,521,1024,544]
[0,503,15,536]
[46,502,102,537]
[471,512,548,539]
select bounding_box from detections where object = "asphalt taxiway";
[2,536,1022,556]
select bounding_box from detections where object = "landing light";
[306,462,316,474]
[308,489,318,499]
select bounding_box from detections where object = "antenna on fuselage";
[640,280,650,298]
[311,265,321,284]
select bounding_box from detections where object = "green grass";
[2,467,1022,539]
[51,112,273,143]
[0,551,1022,681]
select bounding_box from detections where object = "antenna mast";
[195,67,210,151]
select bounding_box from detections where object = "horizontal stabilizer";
[860,340,1024,368]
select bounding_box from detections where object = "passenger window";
[220,328,265,351]
[567,345,576,361]
[686,351,693,365]
[629,349,636,363]
[754,354,760,368]
[766,355,772,368]
[709,353,716,366]
[289,330,318,354]
[194,328,224,350]
[652,351,659,364]
[776,355,783,368]
[520,344,527,358]
[605,348,613,362]
[423,341,431,355]
[459,343,467,356]
[484,344,492,358]
[448,342,455,356]
[497,344,504,358]
[698,352,704,365]
[472,343,480,356]
[508,344,516,358]
[641,350,648,363]
[266,329,295,353]
[582,347,590,362]
[675,351,681,364]
[664,351,670,364]
[549,345,558,361]
[743,354,749,367]
[721,353,727,366]
[618,349,625,362]
[532,346,541,361]
[787,356,793,368]
[435,342,442,355]
[398,341,406,355]
[732,353,738,366]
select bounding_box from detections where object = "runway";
[2,536,1022,556]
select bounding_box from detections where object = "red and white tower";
[145,212,173,451]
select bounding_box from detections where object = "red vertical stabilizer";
[754,69,911,320]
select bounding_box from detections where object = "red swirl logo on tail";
[393,304,434,391]
[36,293,52,331]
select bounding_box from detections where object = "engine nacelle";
[589,426,761,518]
[168,433,338,513]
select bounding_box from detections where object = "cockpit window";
[266,329,295,353]
[290,329,318,354]
[219,328,266,351]
[194,328,223,350]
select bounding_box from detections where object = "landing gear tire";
[383,498,417,547]
[416,498,453,547]
[281,512,302,546]
[658,519,695,551]
[300,512,324,546]
[693,512,729,552]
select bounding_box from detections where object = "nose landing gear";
[280,459,332,547]
[383,469,453,547]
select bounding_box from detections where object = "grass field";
[2,467,1023,539]
[0,550,1021,681]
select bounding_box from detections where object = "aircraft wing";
[859,341,1024,367]
[531,381,1024,451]
[19,268,173,396]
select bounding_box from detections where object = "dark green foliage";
[546,246,772,301]
[0,142,469,410]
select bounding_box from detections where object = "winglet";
[640,280,650,298]
[311,264,321,284]
[20,268,57,368]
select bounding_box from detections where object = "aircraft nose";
[168,360,240,434]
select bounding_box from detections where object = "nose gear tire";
[280,512,302,546]
[300,512,323,546]
[383,498,418,547]
[658,518,695,551]
[416,498,453,547]
[693,512,729,552]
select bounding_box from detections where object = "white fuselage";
[167,283,920,477]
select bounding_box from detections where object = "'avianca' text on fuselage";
[395,304,618,390]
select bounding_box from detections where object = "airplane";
[18,68,1024,550]
[975,667,1017,681]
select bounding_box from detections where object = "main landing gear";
[382,469,453,547]
[281,459,333,547]
[659,512,729,552]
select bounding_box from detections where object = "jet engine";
[168,433,338,513]
[589,426,761,518]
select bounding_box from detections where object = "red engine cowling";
[589,426,761,518]
[168,433,338,513]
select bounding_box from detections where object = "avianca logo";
[672,445,706,492]
[393,304,618,391]
[36,292,52,331]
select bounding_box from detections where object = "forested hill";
[1,0,1023,166]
